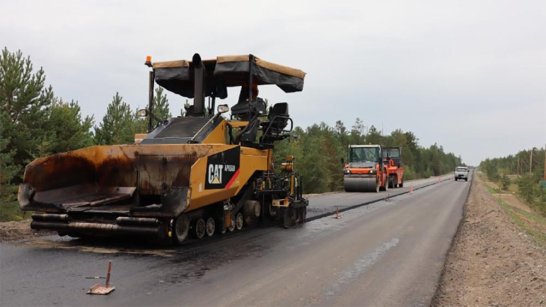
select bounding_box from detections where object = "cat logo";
[205,147,240,189]
[208,164,224,184]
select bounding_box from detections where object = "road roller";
[343,144,389,192]
[382,146,405,188]
[18,53,308,244]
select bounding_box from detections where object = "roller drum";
[344,175,378,192]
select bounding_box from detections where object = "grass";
[0,202,26,222]
[507,183,518,194]
[485,185,498,194]
[479,173,546,248]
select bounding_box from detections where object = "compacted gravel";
[434,176,546,306]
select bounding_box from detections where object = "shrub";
[500,174,511,191]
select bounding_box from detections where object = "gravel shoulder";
[0,220,34,242]
[434,174,546,306]
[0,220,53,242]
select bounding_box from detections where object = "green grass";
[478,172,546,247]
[0,202,26,222]
[485,185,498,194]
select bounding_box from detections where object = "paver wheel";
[173,214,190,245]
[282,207,297,228]
[235,212,244,230]
[205,217,215,237]
[194,218,206,239]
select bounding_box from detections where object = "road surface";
[0,175,469,306]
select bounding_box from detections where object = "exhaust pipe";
[192,53,204,116]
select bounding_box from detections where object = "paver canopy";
[152,54,306,98]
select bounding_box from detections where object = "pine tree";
[0,109,18,186]
[153,87,171,123]
[0,47,54,175]
[0,108,21,221]
[45,99,94,153]
[349,117,366,144]
[366,125,383,145]
[134,87,172,133]
[94,92,135,145]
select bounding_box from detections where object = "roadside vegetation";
[479,173,546,248]
[479,148,546,247]
[1,48,461,221]
[480,148,546,216]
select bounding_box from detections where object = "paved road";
[0,175,469,306]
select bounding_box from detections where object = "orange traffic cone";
[334,207,341,219]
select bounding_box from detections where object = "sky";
[1,0,545,165]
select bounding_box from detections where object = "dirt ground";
[0,220,52,242]
[434,175,546,306]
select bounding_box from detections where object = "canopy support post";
[247,54,254,119]
[147,71,154,132]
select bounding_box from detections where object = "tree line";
[1,48,462,220]
[273,120,462,193]
[480,148,546,215]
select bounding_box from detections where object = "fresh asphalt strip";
[304,177,453,223]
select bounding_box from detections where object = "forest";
[0,48,461,221]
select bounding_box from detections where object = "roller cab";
[343,145,406,192]
[343,145,387,192]
[382,147,405,188]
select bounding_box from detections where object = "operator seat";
[260,102,291,145]
[230,98,267,145]
[266,102,289,133]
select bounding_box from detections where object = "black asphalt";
[0,175,466,306]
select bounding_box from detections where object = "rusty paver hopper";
[19,144,213,238]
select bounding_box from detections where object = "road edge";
[430,171,475,306]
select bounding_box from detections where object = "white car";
[454,166,469,181]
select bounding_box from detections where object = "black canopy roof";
[152,54,305,98]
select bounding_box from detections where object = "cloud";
[1,0,544,165]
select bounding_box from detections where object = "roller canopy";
[152,54,305,98]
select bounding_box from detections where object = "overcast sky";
[2,0,545,165]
